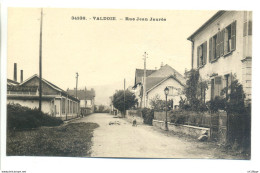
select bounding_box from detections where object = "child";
[132,116,137,126]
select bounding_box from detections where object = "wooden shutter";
[220,30,224,56]
[203,41,207,65]
[248,20,252,35]
[231,21,236,51]
[243,21,248,37]
[216,32,220,58]
[212,36,216,60]
[197,46,200,68]
[209,37,212,62]
[215,76,222,97]
[224,28,228,55]
[211,79,215,100]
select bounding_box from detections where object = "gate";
[210,111,227,143]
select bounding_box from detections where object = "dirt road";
[75,113,243,159]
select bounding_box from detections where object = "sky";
[7,8,217,105]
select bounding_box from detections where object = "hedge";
[7,103,63,130]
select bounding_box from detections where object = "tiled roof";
[145,77,166,91]
[67,89,95,100]
[146,75,185,93]
[147,64,186,85]
[134,69,157,86]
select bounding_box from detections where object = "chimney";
[20,70,23,83]
[155,67,157,70]
[14,63,17,82]
[160,62,164,68]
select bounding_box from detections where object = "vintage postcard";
[1,5,258,173]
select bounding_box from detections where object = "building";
[187,11,252,104]
[7,74,80,120]
[67,88,95,116]
[133,64,186,109]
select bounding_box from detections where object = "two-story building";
[187,11,252,104]
[133,64,186,109]
[67,88,95,116]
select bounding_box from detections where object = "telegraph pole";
[39,8,43,112]
[124,78,126,117]
[75,72,79,98]
[143,52,148,108]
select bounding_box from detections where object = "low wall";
[152,120,211,139]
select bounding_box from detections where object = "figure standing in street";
[132,116,137,126]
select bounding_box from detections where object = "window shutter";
[248,20,252,35]
[203,41,207,65]
[231,21,236,51]
[197,46,199,68]
[215,76,222,97]
[243,21,248,37]
[220,30,224,56]
[209,37,212,62]
[216,32,220,58]
[213,36,216,60]
[224,28,228,55]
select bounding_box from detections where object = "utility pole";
[39,8,43,112]
[143,52,148,108]
[124,78,126,117]
[75,72,79,98]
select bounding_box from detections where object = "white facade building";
[187,11,252,103]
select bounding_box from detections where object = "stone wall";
[152,120,211,139]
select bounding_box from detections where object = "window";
[197,41,207,68]
[61,98,66,114]
[224,74,232,100]
[209,21,236,62]
[70,100,73,113]
[210,76,223,100]
[167,86,180,96]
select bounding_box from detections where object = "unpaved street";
[75,113,242,159]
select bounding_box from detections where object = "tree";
[183,69,208,111]
[112,90,138,114]
[149,94,172,111]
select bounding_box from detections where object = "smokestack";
[155,67,157,70]
[14,63,17,82]
[20,70,23,83]
[160,62,164,68]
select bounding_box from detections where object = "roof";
[18,74,79,102]
[134,69,157,86]
[7,79,20,86]
[187,10,226,41]
[20,74,64,92]
[148,64,186,85]
[146,77,165,91]
[146,75,185,93]
[67,89,95,100]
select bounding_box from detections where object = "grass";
[7,122,99,157]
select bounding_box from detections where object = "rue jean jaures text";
[71,16,166,21]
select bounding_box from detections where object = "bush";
[169,110,211,127]
[7,103,63,130]
[207,96,226,113]
[141,108,154,125]
[169,110,187,125]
